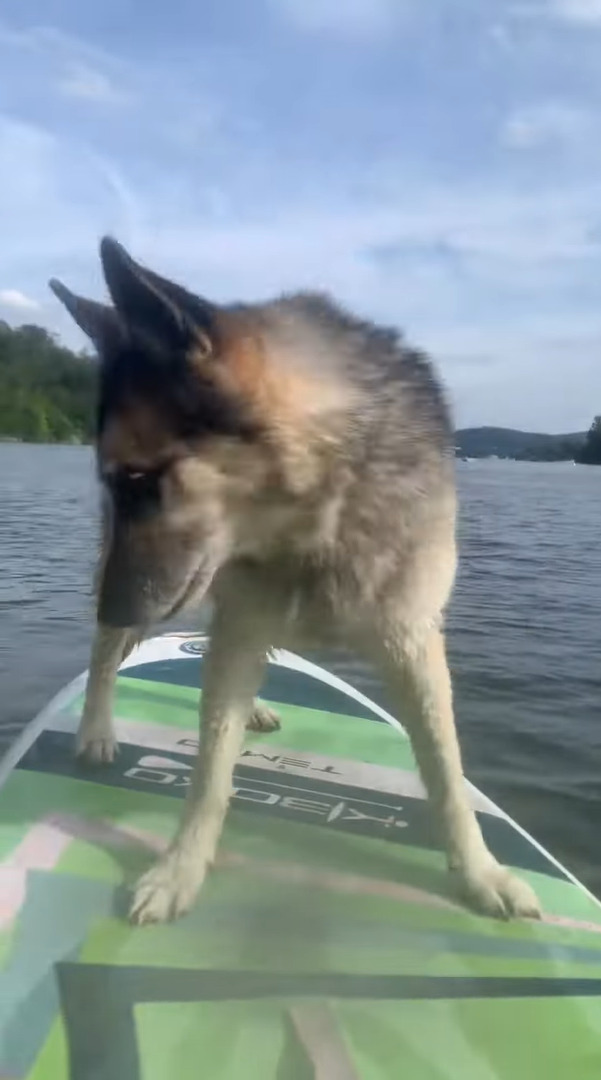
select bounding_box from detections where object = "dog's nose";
[98,535,160,628]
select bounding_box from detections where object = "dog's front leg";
[374,624,541,919]
[129,610,269,925]
[77,623,139,764]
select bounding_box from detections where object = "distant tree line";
[514,437,583,462]
[454,426,585,461]
[575,416,601,465]
[0,320,95,443]
[2,317,601,462]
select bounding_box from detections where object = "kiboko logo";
[122,754,409,836]
[179,639,208,656]
[125,755,193,788]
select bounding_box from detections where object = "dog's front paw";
[452,857,541,920]
[76,726,118,765]
[129,853,208,925]
[246,702,281,733]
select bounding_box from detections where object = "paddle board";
[1,632,601,1078]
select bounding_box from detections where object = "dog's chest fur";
[211,552,363,651]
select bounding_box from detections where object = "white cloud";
[0,22,133,107]
[487,22,516,50]
[58,62,132,105]
[72,182,601,429]
[501,101,592,148]
[0,289,40,311]
[0,23,38,50]
[548,0,601,23]
[1,16,601,429]
[141,185,598,289]
[0,21,128,70]
[269,0,401,38]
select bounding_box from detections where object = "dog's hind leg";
[77,623,140,764]
[374,624,541,920]
[129,601,272,925]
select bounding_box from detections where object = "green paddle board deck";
[2,632,601,1078]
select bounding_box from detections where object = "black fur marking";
[97,334,259,444]
[100,237,218,354]
[136,268,218,342]
[104,466,166,522]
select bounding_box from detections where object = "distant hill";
[455,427,585,461]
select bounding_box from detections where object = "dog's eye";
[106,464,164,486]
[118,467,161,489]
[105,465,165,519]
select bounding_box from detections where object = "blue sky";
[1,0,601,429]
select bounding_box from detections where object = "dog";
[49,237,541,926]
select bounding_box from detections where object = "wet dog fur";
[50,238,541,925]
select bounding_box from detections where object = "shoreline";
[0,439,588,462]
[0,437,88,447]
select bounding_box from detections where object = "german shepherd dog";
[50,238,540,926]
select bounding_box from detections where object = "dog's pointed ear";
[99,236,215,357]
[48,278,123,352]
[135,265,218,353]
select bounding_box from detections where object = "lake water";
[2,443,601,896]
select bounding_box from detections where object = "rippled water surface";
[2,443,601,895]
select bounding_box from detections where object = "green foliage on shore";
[0,320,95,444]
[514,437,584,462]
[575,416,601,465]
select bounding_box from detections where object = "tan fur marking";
[192,320,356,433]
[189,329,357,495]
[100,402,183,471]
